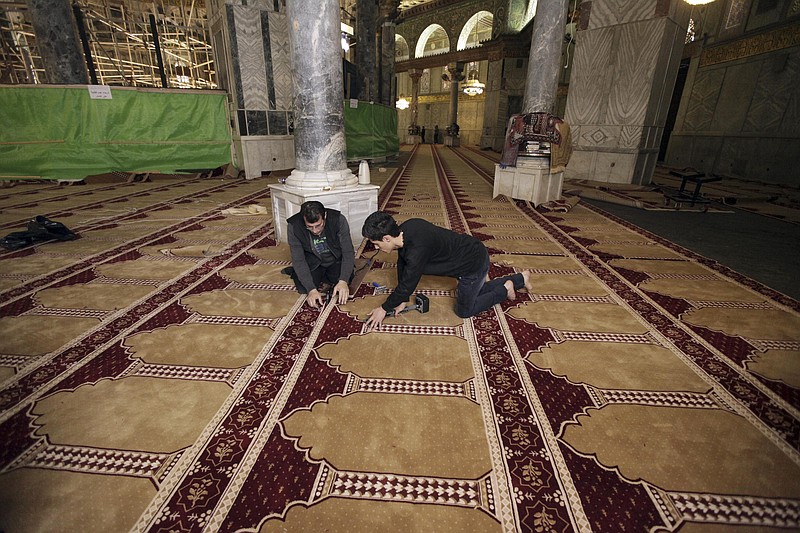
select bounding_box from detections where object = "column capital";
[447,61,465,82]
[408,68,423,80]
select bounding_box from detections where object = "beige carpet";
[0,149,798,532]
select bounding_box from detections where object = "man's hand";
[364,306,387,332]
[306,289,325,309]
[365,302,407,332]
[331,280,349,305]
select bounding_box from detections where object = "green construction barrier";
[344,101,399,161]
[0,85,232,180]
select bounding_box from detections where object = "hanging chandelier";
[462,70,484,96]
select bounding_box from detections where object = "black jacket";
[287,209,355,293]
[382,218,487,311]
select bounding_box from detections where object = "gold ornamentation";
[700,25,800,67]
[511,426,531,446]
[187,478,213,504]
[533,508,557,532]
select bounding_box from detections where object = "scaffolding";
[0,0,216,89]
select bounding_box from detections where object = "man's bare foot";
[504,279,516,301]
[521,270,534,293]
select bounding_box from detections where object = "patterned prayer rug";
[0,147,798,532]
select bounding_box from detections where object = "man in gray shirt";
[285,201,355,308]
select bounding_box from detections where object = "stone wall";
[666,27,800,186]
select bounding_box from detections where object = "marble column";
[480,50,507,151]
[27,0,88,84]
[379,20,396,107]
[270,0,377,245]
[284,0,357,189]
[493,0,568,206]
[564,0,691,184]
[446,62,464,146]
[406,68,423,144]
[522,0,569,113]
[356,0,378,100]
[409,69,422,126]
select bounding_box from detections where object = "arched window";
[457,11,493,51]
[415,24,450,57]
[395,34,410,61]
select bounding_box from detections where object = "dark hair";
[300,201,325,223]
[362,211,400,240]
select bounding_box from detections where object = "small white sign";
[349,99,358,108]
[88,85,112,99]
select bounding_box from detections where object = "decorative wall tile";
[683,69,724,131]
[578,125,621,149]
[607,19,662,126]
[248,0,274,9]
[237,109,248,136]
[233,5,269,110]
[725,0,748,30]
[589,0,658,29]
[268,11,293,110]
[421,69,431,93]
[710,62,759,132]
[565,27,613,125]
[261,10,276,110]
[744,51,799,135]
[246,110,268,135]
[268,111,288,135]
[227,5,245,109]
[619,125,643,149]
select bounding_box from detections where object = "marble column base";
[444,135,460,147]
[406,134,421,145]
[269,183,379,245]
[283,168,359,190]
[493,157,563,206]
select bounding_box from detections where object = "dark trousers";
[290,261,352,294]
[455,256,524,318]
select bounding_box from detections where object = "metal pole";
[148,13,168,88]
[72,3,97,84]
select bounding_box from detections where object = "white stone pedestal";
[493,157,563,206]
[269,183,379,246]
[444,135,460,147]
[406,134,422,145]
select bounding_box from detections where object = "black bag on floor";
[0,216,77,250]
[27,215,76,241]
[0,231,37,250]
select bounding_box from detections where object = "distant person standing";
[433,125,440,144]
[420,126,426,143]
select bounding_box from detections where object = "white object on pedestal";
[269,183,379,246]
[493,157,563,206]
[358,160,371,184]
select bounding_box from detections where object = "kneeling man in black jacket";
[286,201,355,308]
[361,211,532,331]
